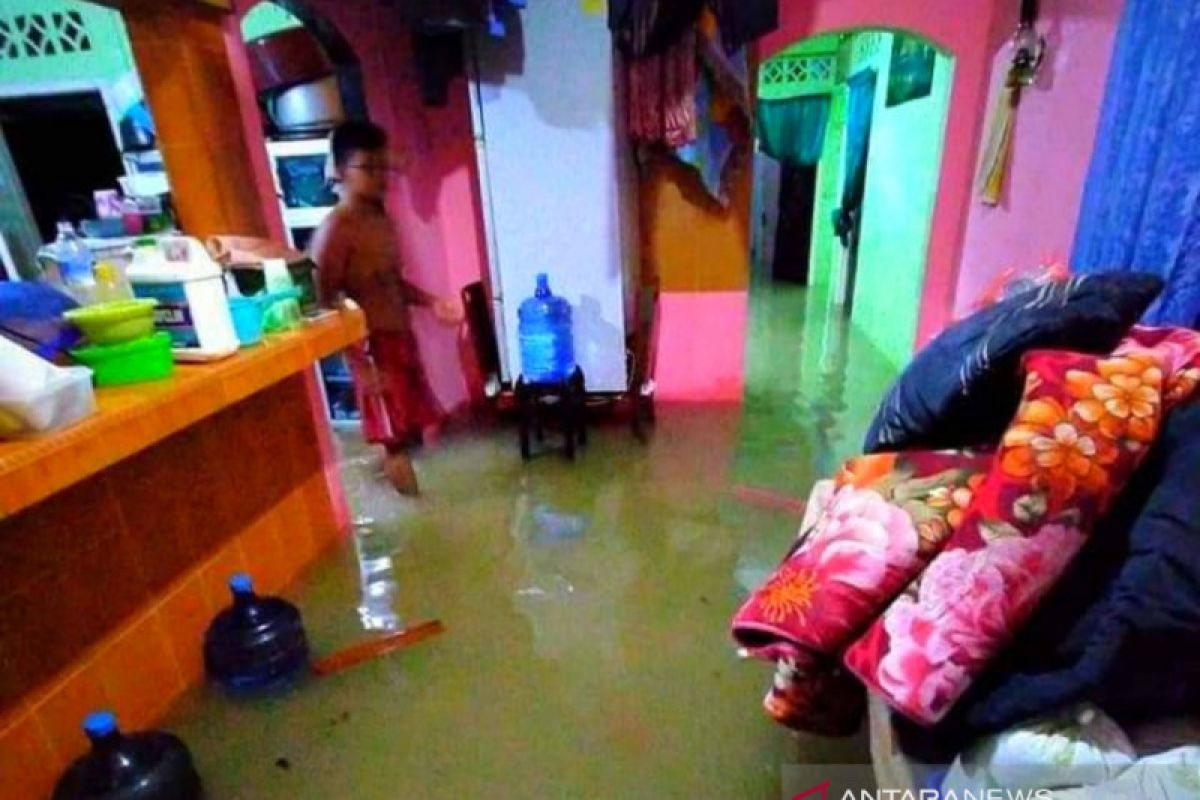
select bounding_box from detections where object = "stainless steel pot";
[270,75,345,132]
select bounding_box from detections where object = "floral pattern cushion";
[844,327,1200,725]
[731,450,992,717]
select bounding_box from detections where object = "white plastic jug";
[126,237,239,360]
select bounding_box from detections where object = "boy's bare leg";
[383,445,420,496]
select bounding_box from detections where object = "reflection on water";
[353,520,402,632]
[736,283,897,500]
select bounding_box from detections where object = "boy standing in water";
[311,121,461,495]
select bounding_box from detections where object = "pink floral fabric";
[730,450,991,732]
[844,326,1200,725]
[861,524,1084,722]
[734,326,1200,734]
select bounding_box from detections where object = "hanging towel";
[757,96,831,168]
[627,29,698,148]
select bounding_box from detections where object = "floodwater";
[164,285,897,799]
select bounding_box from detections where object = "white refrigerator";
[468,0,634,393]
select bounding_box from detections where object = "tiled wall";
[0,375,343,799]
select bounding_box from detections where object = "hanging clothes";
[396,0,490,28]
[412,30,465,107]
[713,0,779,51]
[610,0,706,58]
[672,11,753,205]
[674,69,733,202]
[1072,0,1200,326]
[757,96,831,168]
[627,29,698,148]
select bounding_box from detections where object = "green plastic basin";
[70,331,174,387]
[63,299,157,345]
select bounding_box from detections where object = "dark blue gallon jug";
[518,273,575,383]
[203,573,309,692]
[52,711,202,800]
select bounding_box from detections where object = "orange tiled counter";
[0,310,365,796]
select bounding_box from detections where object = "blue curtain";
[757,95,831,167]
[1072,0,1200,325]
[841,69,878,212]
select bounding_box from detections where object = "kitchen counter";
[0,309,365,518]
[0,309,365,776]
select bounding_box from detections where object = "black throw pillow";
[863,272,1163,453]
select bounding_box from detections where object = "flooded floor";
[165,284,898,799]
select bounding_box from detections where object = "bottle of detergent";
[51,711,202,800]
[517,273,575,384]
[203,573,310,693]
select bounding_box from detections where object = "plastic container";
[63,299,157,345]
[81,218,127,239]
[71,332,174,387]
[229,259,318,314]
[0,365,95,437]
[204,573,310,693]
[261,259,303,332]
[518,273,576,384]
[91,261,135,304]
[52,711,202,800]
[126,237,238,359]
[228,296,265,347]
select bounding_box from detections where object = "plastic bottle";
[51,711,202,800]
[517,273,575,383]
[203,573,310,692]
[52,222,96,304]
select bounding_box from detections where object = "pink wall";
[955,0,1124,313]
[230,0,488,416]
[655,291,748,402]
[763,0,1007,349]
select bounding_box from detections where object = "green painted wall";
[808,81,845,297]
[0,0,135,86]
[241,2,302,42]
[851,35,953,369]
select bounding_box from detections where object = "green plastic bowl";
[70,331,174,387]
[64,299,158,345]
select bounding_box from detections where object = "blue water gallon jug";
[518,273,575,383]
[203,573,309,692]
[52,711,202,800]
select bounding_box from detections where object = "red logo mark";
[792,779,830,800]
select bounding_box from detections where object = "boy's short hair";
[330,121,388,168]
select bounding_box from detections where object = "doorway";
[738,29,953,501]
[747,29,953,370]
[0,92,124,241]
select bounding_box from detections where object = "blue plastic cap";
[229,573,254,594]
[83,710,118,738]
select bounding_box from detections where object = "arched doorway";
[738,28,954,496]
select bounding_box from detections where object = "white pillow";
[1051,746,1200,800]
[942,704,1136,794]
